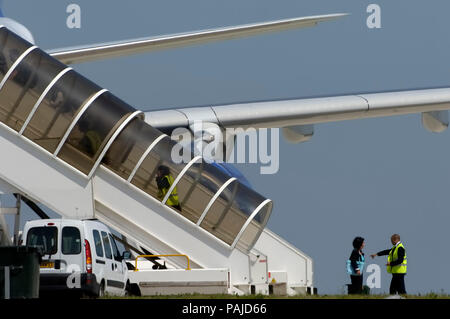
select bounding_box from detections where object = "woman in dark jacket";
[348,236,365,294]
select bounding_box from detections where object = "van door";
[26,221,61,274]
[92,229,106,284]
[100,230,117,295]
[60,221,83,275]
[109,233,126,294]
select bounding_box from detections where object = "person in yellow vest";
[370,234,407,295]
[156,165,181,211]
[78,119,102,157]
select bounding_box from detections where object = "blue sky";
[4,0,450,294]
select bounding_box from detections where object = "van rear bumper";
[39,273,100,296]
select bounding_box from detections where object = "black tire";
[124,280,131,296]
[129,283,141,296]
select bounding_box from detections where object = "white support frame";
[0,117,89,179]
[162,155,202,205]
[196,177,237,226]
[0,45,38,91]
[53,88,108,156]
[231,198,272,249]
[19,67,73,134]
[87,110,143,179]
[127,133,168,182]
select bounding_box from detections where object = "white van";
[22,219,131,297]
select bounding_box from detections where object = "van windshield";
[26,226,58,255]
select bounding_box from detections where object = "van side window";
[92,230,104,257]
[101,231,112,259]
[62,227,81,255]
[109,234,121,261]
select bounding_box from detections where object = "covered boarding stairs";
[0,27,312,295]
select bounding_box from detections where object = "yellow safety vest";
[387,243,407,274]
[85,130,102,156]
[158,174,179,207]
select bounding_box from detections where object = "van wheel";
[98,281,105,298]
[129,283,141,296]
[124,280,131,296]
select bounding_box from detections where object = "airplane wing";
[143,87,450,142]
[48,13,346,65]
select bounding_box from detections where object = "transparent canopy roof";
[0,27,272,252]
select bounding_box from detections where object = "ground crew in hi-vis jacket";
[156,165,181,211]
[371,234,407,295]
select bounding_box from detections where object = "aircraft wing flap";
[359,88,450,116]
[210,95,369,128]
